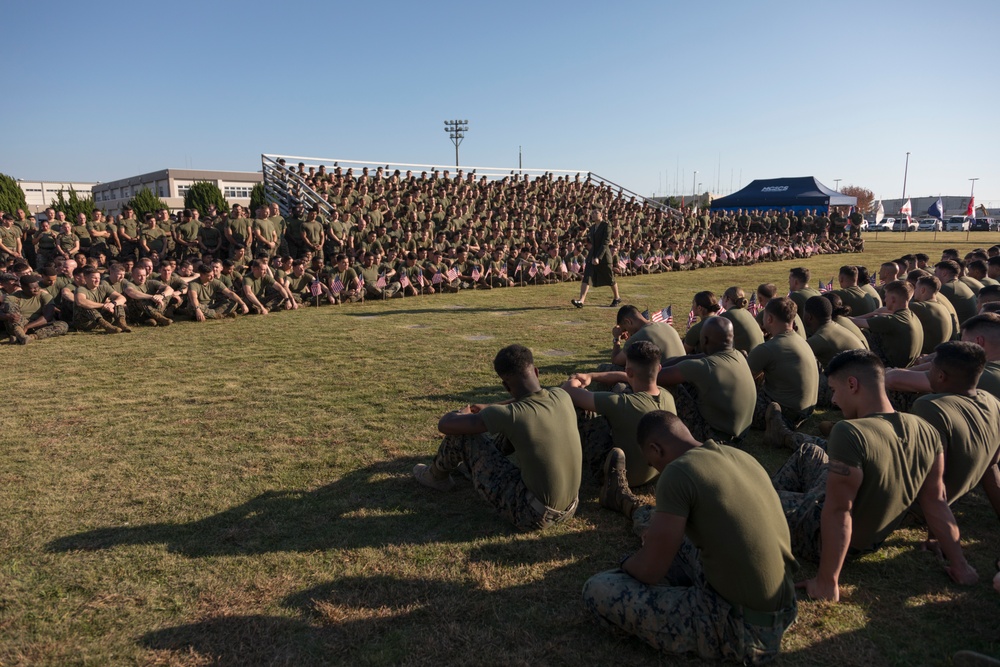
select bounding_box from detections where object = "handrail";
[587,172,683,218]
[262,153,588,178]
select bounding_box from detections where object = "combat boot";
[99,319,122,334]
[412,463,455,492]
[10,324,28,345]
[600,448,638,518]
[113,317,132,333]
[151,312,173,326]
[764,402,795,449]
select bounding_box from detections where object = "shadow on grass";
[137,531,620,667]
[46,456,525,557]
[354,304,558,317]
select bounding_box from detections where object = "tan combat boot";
[600,448,639,518]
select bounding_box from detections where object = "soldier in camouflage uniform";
[0,275,69,343]
[412,344,582,531]
[583,411,797,665]
[73,266,128,333]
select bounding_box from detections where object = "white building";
[18,180,99,214]
[91,169,263,217]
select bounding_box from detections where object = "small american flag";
[869,274,877,286]
[559,261,568,273]
[819,279,833,294]
[357,273,365,288]
[650,306,672,324]
[695,252,704,263]
[375,273,387,289]
[310,279,322,297]
[330,276,345,295]
[471,266,481,281]
[514,262,522,275]
[399,274,411,288]
[542,263,552,276]
[569,259,579,273]
[677,254,687,265]
[634,256,644,268]
[617,257,628,270]
[528,264,538,278]
[687,309,697,331]
[431,272,443,285]
[417,273,426,287]
[499,264,508,278]
[748,292,760,317]
[446,267,459,282]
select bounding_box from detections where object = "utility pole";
[444,119,469,167]
[901,151,911,204]
[970,177,979,198]
[692,170,698,196]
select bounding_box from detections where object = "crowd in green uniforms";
[411,245,1000,665]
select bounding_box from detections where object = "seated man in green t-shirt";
[561,341,676,491]
[749,296,818,431]
[412,344,582,531]
[0,275,69,343]
[769,350,977,601]
[851,279,924,369]
[602,305,685,371]
[73,266,129,334]
[242,259,297,315]
[656,316,756,444]
[799,296,865,410]
[583,411,798,664]
[910,341,1000,523]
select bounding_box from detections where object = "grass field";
[2,232,999,667]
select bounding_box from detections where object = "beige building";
[91,169,263,217]
[18,180,99,214]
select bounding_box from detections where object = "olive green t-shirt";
[9,289,52,321]
[721,307,765,354]
[807,321,865,369]
[833,315,869,349]
[827,413,942,551]
[939,279,977,326]
[748,331,819,411]
[593,390,676,487]
[626,321,685,361]
[866,308,923,368]
[676,348,756,438]
[834,286,877,316]
[860,283,883,309]
[683,318,706,352]
[189,278,228,305]
[75,283,116,309]
[243,273,277,299]
[909,300,955,354]
[656,440,797,612]
[479,388,582,511]
[977,361,1000,400]
[788,287,821,315]
[911,391,1000,504]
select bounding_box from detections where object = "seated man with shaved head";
[583,411,798,665]
[655,316,756,444]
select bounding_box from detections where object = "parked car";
[946,216,971,232]
[892,218,918,232]
[971,217,994,231]
[870,217,894,232]
[917,218,942,231]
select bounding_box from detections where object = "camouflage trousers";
[887,389,920,413]
[432,433,578,531]
[1,302,69,342]
[751,387,813,431]
[576,409,657,494]
[247,289,285,314]
[771,441,829,562]
[817,369,833,408]
[582,535,796,665]
[668,383,745,446]
[188,299,240,320]
[125,297,167,322]
[73,306,125,331]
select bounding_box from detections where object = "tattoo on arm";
[828,460,852,476]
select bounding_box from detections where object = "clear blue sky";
[4,0,998,206]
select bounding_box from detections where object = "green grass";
[2,232,999,666]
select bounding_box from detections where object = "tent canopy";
[710,176,857,212]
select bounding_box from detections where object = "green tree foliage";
[249,183,268,214]
[0,173,30,216]
[184,181,230,217]
[51,187,99,221]
[127,188,168,220]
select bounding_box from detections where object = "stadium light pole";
[969,177,979,198]
[444,119,469,167]
[834,178,841,192]
[901,152,910,204]
[692,171,698,196]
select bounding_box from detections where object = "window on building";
[224,186,254,198]
[177,185,191,198]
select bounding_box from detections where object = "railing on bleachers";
[261,154,682,219]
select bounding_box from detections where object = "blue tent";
[710,176,857,213]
